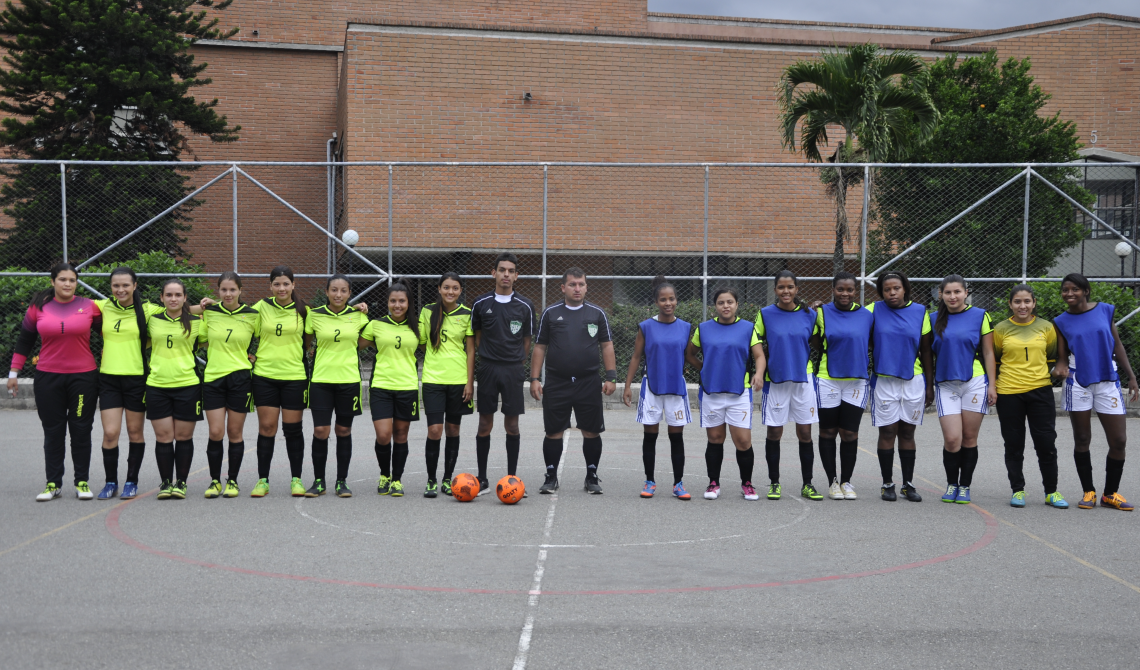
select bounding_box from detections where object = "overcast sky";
[647,1,1138,30]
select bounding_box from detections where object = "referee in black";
[530,267,617,495]
[471,252,536,494]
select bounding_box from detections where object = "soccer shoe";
[36,483,61,502]
[223,480,240,498]
[1078,490,1097,509]
[440,479,453,496]
[741,481,759,501]
[305,479,326,497]
[75,481,93,500]
[156,480,174,500]
[377,475,392,495]
[1101,492,1134,511]
[1045,492,1069,509]
[390,480,404,497]
[955,486,971,504]
[1010,490,1027,508]
[703,481,720,500]
[539,472,559,494]
[767,483,782,500]
[584,471,603,495]
[171,480,188,500]
[941,485,958,503]
[641,480,656,498]
[673,481,691,500]
[290,477,306,497]
[250,479,269,498]
[424,480,438,498]
[900,483,922,502]
[477,477,492,496]
[335,480,353,498]
[204,480,223,499]
[880,483,897,501]
[801,484,824,501]
[841,482,857,500]
[120,482,139,500]
[828,480,844,500]
[98,482,118,500]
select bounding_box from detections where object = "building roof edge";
[933,12,1140,43]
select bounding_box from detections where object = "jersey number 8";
[276,323,283,336]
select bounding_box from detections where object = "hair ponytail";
[933,274,967,336]
[430,272,462,351]
[161,278,193,337]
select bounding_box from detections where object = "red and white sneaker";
[741,481,759,501]
[704,481,720,500]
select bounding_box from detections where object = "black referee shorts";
[542,374,605,435]
[145,384,203,422]
[369,388,420,422]
[308,381,362,427]
[203,369,253,413]
[252,375,307,411]
[99,373,146,413]
[477,362,526,417]
[422,383,474,425]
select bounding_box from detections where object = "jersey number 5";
[440,329,448,343]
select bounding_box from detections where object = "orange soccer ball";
[452,473,480,502]
[496,475,525,504]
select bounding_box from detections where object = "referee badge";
[587,324,598,337]
[510,320,522,334]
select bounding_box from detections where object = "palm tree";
[778,44,939,275]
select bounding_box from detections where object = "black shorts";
[542,374,605,435]
[477,362,526,416]
[370,388,421,422]
[308,381,362,427]
[203,370,254,413]
[251,375,308,411]
[145,384,203,422]
[819,401,864,433]
[422,383,474,425]
[99,373,146,413]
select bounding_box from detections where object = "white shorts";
[637,384,691,427]
[815,377,869,410]
[699,390,753,429]
[871,374,926,426]
[761,379,820,426]
[1063,377,1126,415]
[935,376,989,417]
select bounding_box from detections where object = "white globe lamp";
[342,229,360,247]
[1115,241,1132,258]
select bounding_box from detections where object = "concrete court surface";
[1,407,1138,669]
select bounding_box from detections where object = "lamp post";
[343,229,359,292]
[1115,241,1131,287]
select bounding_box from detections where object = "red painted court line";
[106,496,1000,596]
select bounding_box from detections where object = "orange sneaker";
[1101,492,1134,511]
[1078,490,1097,509]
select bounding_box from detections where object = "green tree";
[0,0,239,268]
[867,52,1092,281]
[778,44,939,275]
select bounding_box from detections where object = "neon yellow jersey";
[251,298,307,381]
[199,303,260,383]
[146,312,201,388]
[418,304,472,385]
[96,298,163,376]
[362,315,420,391]
[866,301,931,376]
[993,316,1057,394]
[305,305,368,384]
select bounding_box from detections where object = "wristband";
[8,371,17,379]
[529,377,541,382]
[605,369,618,383]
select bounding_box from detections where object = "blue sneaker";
[1010,490,1026,507]
[1045,491,1069,509]
[97,482,118,500]
[941,485,958,503]
[641,480,656,498]
[955,486,971,504]
[120,482,139,500]
[673,481,691,500]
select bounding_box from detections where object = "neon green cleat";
[157,480,174,500]
[223,480,240,498]
[204,480,223,499]
[171,480,188,499]
[389,480,404,497]
[767,483,782,500]
[304,479,326,497]
[424,480,438,498]
[801,484,824,501]
[440,479,453,496]
[335,480,353,498]
[290,477,306,497]
[250,479,269,498]
[377,475,392,495]
[75,481,93,500]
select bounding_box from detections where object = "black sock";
[103,446,119,483]
[583,436,602,469]
[959,447,979,487]
[335,434,352,481]
[899,449,916,486]
[799,440,814,486]
[227,441,245,482]
[668,432,685,485]
[543,437,562,472]
[1074,450,1095,492]
[642,432,659,481]
[390,441,408,481]
[312,437,329,482]
[878,448,895,484]
[705,441,724,483]
[736,446,755,484]
[282,422,304,479]
[839,440,858,484]
[256,434,275,479]
[765,439,780,484]
[1105,456,1125,497]
[818,436,837,483]
[174,439,194,481]
[943,449,962,486]
[126,442,145,483]
[506,433,521,476]
[155,441,174,482]
[425,438,441,481]
[476,434,491,480]
[206,438,224,480]
[443,435,460,480]
[375,441,392,477]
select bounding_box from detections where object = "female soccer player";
[869,272,933,503]
[8,262,102,501]
[304,274,369,498]
[930,275,996,505]
[1054,273,1139,511]
[810,271,873,500]
[146,278,203,500]
[994,285,1067,509]
[418,273,474,498]
[94,267,162,500]
[685,286,766,501]
[361,281,421,498]
[623,276,692,500]
[755,271,819,501]
[198,272,260,499]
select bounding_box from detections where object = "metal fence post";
[860,165,870,304]
[1022,169,1031,282]
[1134,167,1139,297]
[59,163,67,264]
[388,164,394,286]
[232,164,239,271]
[703,165,709,322]
[542,164,548,313]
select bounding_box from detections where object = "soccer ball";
[452,473,480,502]
[496,475,525,504]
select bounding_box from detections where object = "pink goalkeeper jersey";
[11,297,101,373]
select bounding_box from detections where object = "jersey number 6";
[166,334,173,349]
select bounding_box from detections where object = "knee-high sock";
[206,438,224,480]
[375,441,391,477]
[582,436,602,471]
[476,435,491,480]
[311,437,329,483]
[736,447,755,484]
[642,432,659,481]
[392,441,409,481]
[543,437,562,472]
[668,432,685,485]
[256,434,275,479]
[839,440,858,484]
[227,441,245,481]
[425,438,441,481]
[878,448,895,484]
[959,447,979,487]
[1105,456,1125,497]
[818,436,837,483]
[102,446,119,483]
[1074,450,1095,492]
[126,442,145,483]
[506,433,521,476]
[765,439,780,484]
[799,440,815,486]
[443,435,460,480]
[282,422,304,479]
[335,434,352,481]
[174,439,194,481]
[155,441,174,482]
[899,449,916,485]
[943,449,962,486]
[705,442,724,482]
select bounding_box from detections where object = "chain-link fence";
[2,160,1138,381]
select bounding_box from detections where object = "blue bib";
[1055,302,1119,386]
[931,307,986,383]
[819,302,873,379]
[641,317,690,396]
[697,318,754,395]
[758,304,814,383]
[871,301,927,380]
